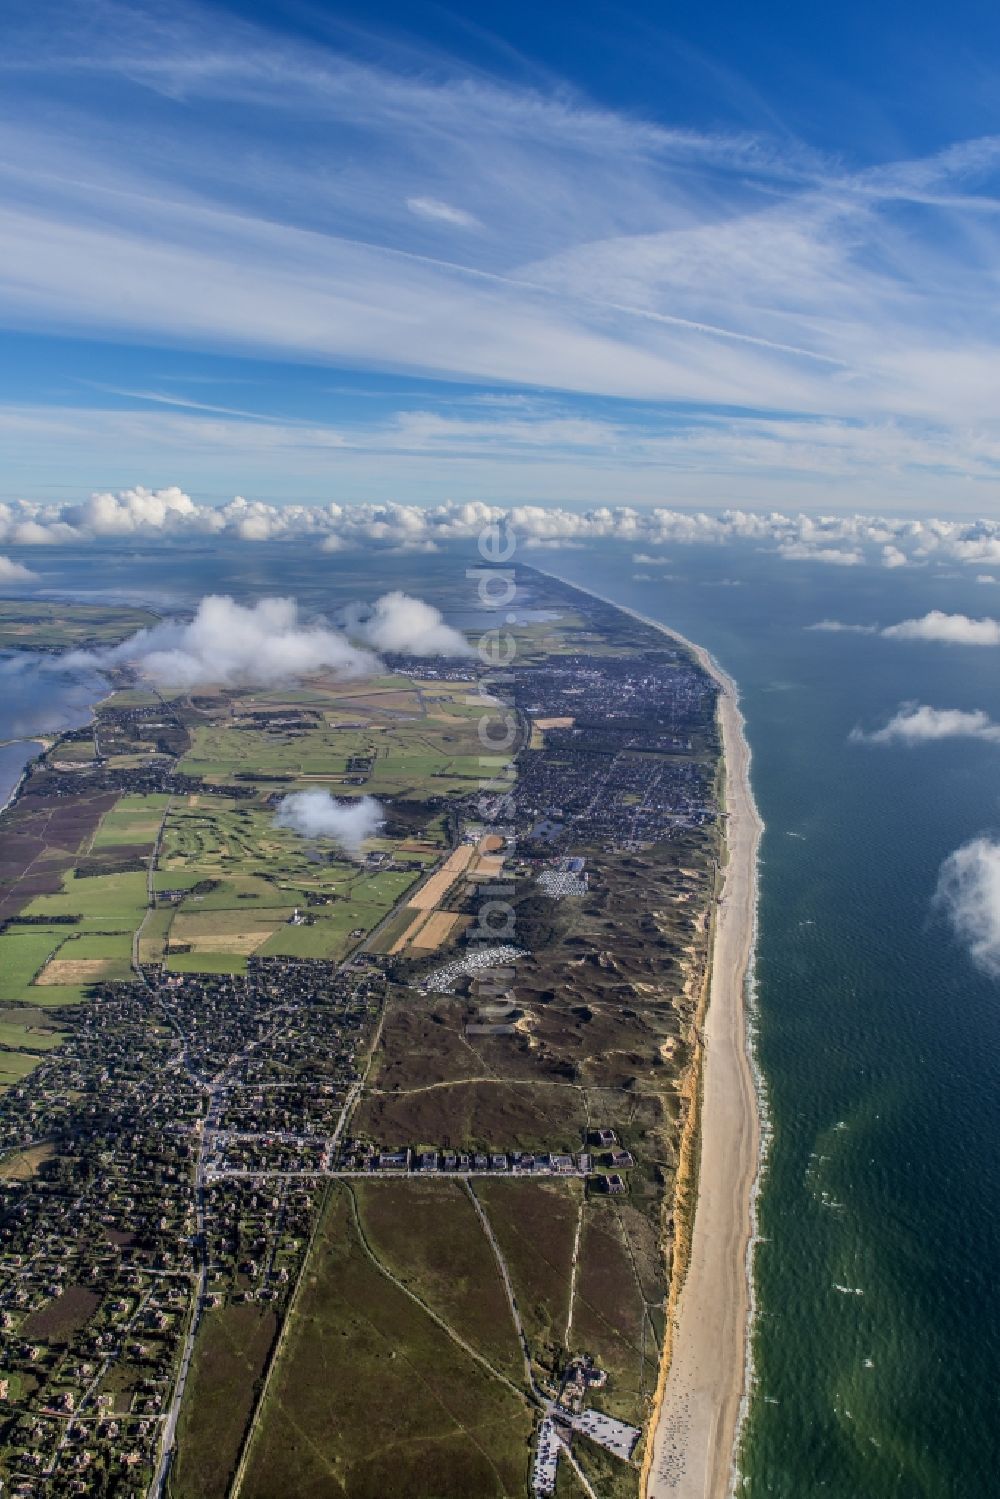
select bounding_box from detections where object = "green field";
[152,796,427,970]
[22,870,149,923]
[0,1050,42,1089]
[0,1018,66,1051]
[16,871,146,986]
[0,927,73,997]
[18,672,487,984]
[173,676,489,799]
[137,906,176,965]
[90,793,170,847]
[164,951,252,976]
[0,599,157,650]
[256,906,386,960]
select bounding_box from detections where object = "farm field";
[405,841,476,910]
[90,792,169,847]
[0,599,157,651]
[0,787,120,924]
[0,1012,67,1051]
[137,906,175,964]
[385,834,503,956]
[153,792,432,969]
[17,870,147,988]
[408,909,464,948]
[176,674,487,800]
[22,869,149,923]
[0,1050,43,1090]
[0,918,134,1004]
[0,927,74,996]
[0,668,468,993]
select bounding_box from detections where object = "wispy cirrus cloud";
[5,2,1000,504]
[406,197,481,230]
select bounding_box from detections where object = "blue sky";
[3,0,1000,511]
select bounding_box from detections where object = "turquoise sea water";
[5,537,998,1494]
[547,546,1000,1498]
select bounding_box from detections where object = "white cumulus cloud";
[851,704,1000,746]
[0,554,38,581]
[275,790,384,856]
[83,596,376,687]
[778,542,863,566]
[350,591,471,655]
[9,492,1000,577]
[881,611,1000,645]
[934,837,1000,978]
[810,611,1000,643]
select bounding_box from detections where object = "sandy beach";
[643,636,762,1499]
[538,571,763,1499]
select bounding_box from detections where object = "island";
[0,569,744,1499]
[0,600,159,655]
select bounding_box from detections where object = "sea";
[2,537,998,1495]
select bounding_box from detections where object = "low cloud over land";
[934,837,1000,978]
[274,790,383,856]
[80,596,376,687]
[64,588,471,688]
[347,591,471,656]
[0,554,37,581]
[851,704,1000,746]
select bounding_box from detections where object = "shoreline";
[0,740,47,814]
[535,570,764,1498]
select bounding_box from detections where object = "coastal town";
[0,572,723,1498]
